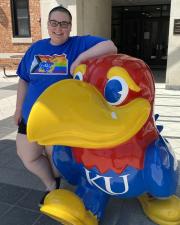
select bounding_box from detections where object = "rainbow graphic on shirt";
[30,54,68,75]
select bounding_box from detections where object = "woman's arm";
[14,78,28,125]
[70,40,117,74]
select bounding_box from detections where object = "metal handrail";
[3,68,17,77]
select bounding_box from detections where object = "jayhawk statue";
[27,54,180,225]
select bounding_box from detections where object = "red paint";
[73,54,158,174]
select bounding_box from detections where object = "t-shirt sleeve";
[82,35,108,49]
[16,47,33,82]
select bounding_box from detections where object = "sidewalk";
[0,73,179,225]
[0,76,60,225]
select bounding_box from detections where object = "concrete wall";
[166,0,180,89]
[76,0,112,38]
[40,0,77,38]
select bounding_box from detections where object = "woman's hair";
[48,6,72,21]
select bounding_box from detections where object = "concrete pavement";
[0,71,179,225]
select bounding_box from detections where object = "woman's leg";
[45,145,60,178]
[16,133,56,191]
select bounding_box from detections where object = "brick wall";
[0,0,41,70]
[29,0,41,43]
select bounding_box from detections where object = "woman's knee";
[16,133,44,163]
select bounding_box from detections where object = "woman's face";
[48,11,72,46]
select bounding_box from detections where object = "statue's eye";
[74,71,83,81]
[104,76,129,105]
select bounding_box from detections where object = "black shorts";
[18,119,27,135]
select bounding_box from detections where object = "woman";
[14,5,117,192]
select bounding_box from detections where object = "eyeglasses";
[49,20,71,28]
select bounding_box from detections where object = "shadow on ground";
[0,137,179,225]
[101,161,180,225]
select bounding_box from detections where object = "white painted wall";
[76,0,112,38]
[166,0,180,89]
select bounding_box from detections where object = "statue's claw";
[138,194,180,225]
[40,189,98,225]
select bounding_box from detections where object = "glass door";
[122,17,141,58]
[111,5,170,68]
[141,18,169,66]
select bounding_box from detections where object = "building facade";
[0,0,41,68]
[0,0,179,89]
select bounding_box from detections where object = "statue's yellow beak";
[27,79,150,149]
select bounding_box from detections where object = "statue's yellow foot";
[40,189,98,225]
[138,194,180,225]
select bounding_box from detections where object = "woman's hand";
[70,40,117,75]
[70,54,83,75]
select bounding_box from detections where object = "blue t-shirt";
[17,35,107,123]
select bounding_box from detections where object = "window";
[11,0,30,37]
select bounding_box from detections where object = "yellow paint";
[107,66,141,92]
[27,79,150,148]
[73,64,87,77]
[138,194,180,225]
[40,189,98,225]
